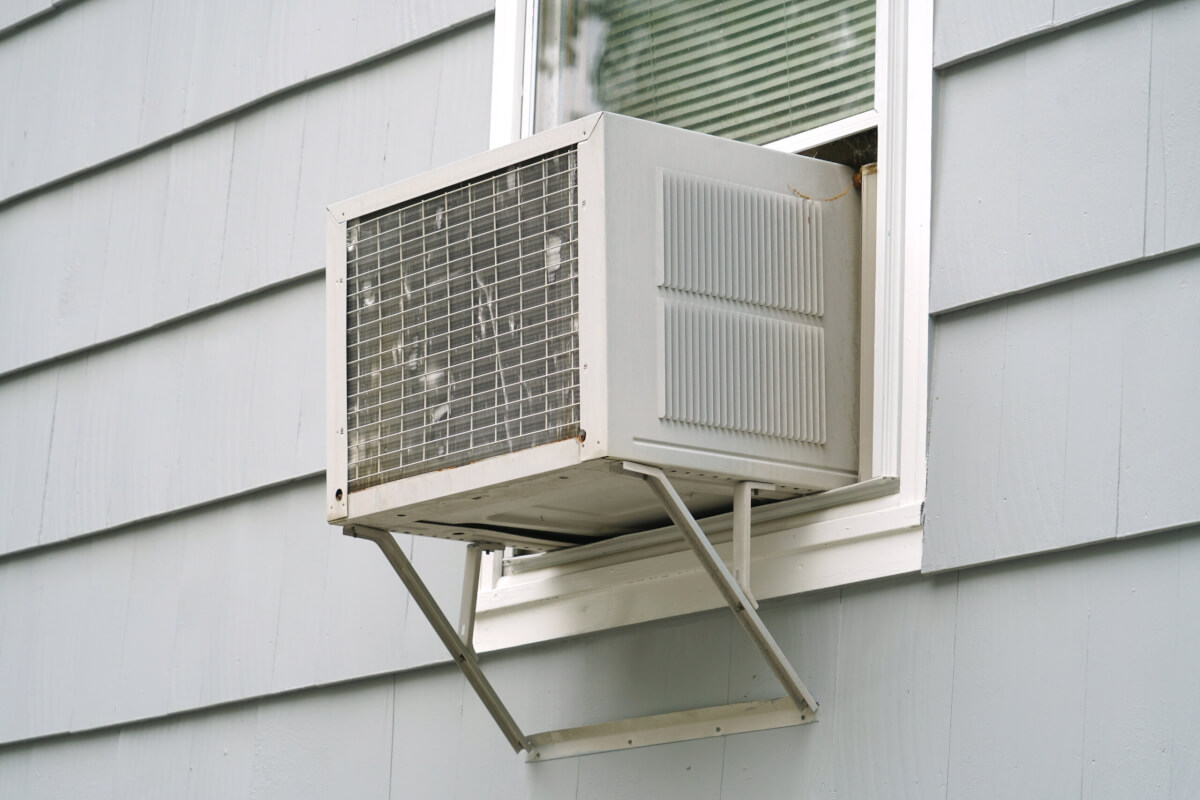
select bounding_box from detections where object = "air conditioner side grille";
[344,148,581,492]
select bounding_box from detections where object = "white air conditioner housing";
[327,113,860,550]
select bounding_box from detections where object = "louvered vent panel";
[660,170,823,315]
[662,303,826,443]
[345,148,581,492]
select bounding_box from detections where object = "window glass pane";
[534,0,875,145]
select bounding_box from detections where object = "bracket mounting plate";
[526,696,813,761]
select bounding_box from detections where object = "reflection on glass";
[535,0,875,145]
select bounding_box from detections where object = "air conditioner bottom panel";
[343,455,851,551]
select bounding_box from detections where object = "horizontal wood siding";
[0,478,512,746]
[933,0,1144,67]
[0,0,492,201]
[0,0,59,36]
[925,0,1200,569]
[0,279,323,554]
[926,257,1200,569]
[931,0,1200,313]
[1144,0,1200,256]
[0,0,493,749]
[0,22,494,376]
[2,530,1199,798]
[0,679,396,800]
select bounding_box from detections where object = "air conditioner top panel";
[328,113,605,225]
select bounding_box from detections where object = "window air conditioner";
[326,113,860,550]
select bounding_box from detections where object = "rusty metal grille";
[345,148,581,492]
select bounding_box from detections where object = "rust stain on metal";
[854,163,877,191]
[788,181,853,202]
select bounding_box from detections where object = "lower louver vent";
[344,148,581,491]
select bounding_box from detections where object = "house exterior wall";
[1,1,1198,798]
[924,0,1200,567]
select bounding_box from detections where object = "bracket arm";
[732,480,773,609]
[347,526,530,754]
[616,463,818,714]
[459,544,484,647]
[345,463,818,758]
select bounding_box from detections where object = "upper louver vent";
[344,148,581,491]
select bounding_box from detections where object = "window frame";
[491,0,884,155]
[476,0,932,653]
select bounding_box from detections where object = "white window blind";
[535,0,875,145]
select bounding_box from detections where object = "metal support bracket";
[615,463,819,714]
[459,543,485,648]
[345,462,818,760]
[732,480,774,609]
[346,526,532,754]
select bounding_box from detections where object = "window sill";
[473,481,922,652]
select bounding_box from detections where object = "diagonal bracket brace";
[344,462,818,759]
[615,462,819,713]
[346,525,532,754]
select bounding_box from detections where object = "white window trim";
[490,1,885,153]
[476,0,932,653]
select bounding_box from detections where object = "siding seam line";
[0,268,323,383]
[830,588,844,769]
[454,665,470,795]
[0,10,494,211]
[0,0,87,43]
[0,666,415,753]
[991,302,1010,565]
[33,370,61,546]
[1113,335,1128,536]
[942,572,960,798]
[385,677,398,800]
[1059,294,1075,546]
[134,0,158,142]
[921,518,1200,574]
[0,470,324,565]
[1167,533,1183,797]
[213,120,240,299]
[1077,576,1093,797]
[929,240,1200,318]
[1139,5,1155,258]
[932,0,1147,71]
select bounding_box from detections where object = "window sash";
[534,0,876,145]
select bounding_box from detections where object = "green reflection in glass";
[535,0,875,145]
